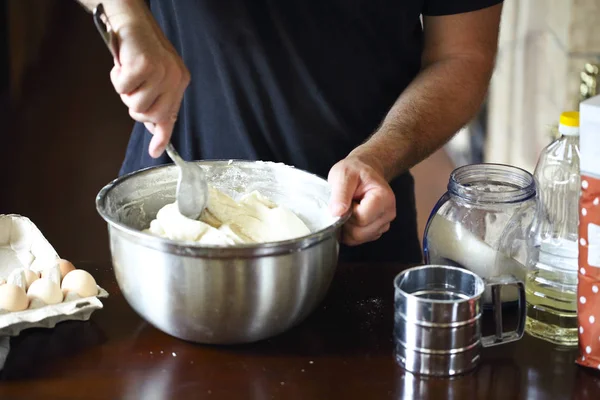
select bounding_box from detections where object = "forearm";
[351,55,495,181]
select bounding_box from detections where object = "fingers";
[141,115,177,158]
[118,62,188,157]
[148,121,174,157]
[141,108,175,158]
[144,122,155,134]
[339,182,395,246]
[328,157,396,246]
[328,163,360,216]
[111,54,158,94]
[343,195,393,245]
[342,218,391,247]
[348,190,395,227]
[121,85,161,115]
[129,94,171,122]
[136,88,182,157]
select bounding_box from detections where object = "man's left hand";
[328,155,396,246]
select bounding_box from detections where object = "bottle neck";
[558,123,579,137]
[558,133,580,142]
[448,164,536,204]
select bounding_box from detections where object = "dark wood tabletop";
[0,261,598,400]
[1,2,598,398]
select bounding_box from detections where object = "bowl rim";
[95,160,351,257]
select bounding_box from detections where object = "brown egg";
[58,259,77,279]
[23,269,40,290]
[61,269,98,298]
[0,284,29,312]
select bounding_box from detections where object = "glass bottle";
[525,111,581,346]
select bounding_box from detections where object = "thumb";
[328,165,360,217]
[110,65,120,88]
[148,120,174,158]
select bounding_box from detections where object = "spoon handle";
[165,143,186,168]
[92,4,120,66]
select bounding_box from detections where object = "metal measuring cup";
[393,265,526,377]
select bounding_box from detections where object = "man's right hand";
[83,0,190,158]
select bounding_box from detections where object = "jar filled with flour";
[423,164,537,305]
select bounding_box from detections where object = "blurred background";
[0,0,598,263]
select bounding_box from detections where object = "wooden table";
[0,261,598,399]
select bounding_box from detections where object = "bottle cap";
[559,111,580,136]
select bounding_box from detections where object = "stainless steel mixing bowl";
[96,160,348,344]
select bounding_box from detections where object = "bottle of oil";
[525,111,580,346]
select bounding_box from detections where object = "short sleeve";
[423,0,504,16]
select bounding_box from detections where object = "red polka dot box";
[578,95,600,370]
[578,175,600,369]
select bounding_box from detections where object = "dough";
[144,187,311,245]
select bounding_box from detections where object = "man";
[78,0,503,263]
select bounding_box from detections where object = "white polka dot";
[597,364,600,370]
[581,268,587,275]
[591,316,596,324]
[581,296,587,304]
[583,356,587,361]
[581,238,588,246]
[595,198,600,206]
[586,346,592,354]
[583,180,590,189]
[594,285,599,293]
[581,326,585,334]
[583,208,588,216]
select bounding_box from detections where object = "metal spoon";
[93,3,208,220]
[164,143,208,220]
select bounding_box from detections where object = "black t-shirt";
[120,0,502,263]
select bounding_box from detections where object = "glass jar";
[423,163,537,305]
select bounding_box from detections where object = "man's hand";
[78,0,190,157]
[328,156,396,246]
[111,20,190,157]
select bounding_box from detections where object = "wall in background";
[6,0,61,105]
[485,0,600,172]
[0,1,8,98]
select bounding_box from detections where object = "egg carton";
[0,214,108,337]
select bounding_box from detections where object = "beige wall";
[485,0,600,172]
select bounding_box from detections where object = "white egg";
[0,284,29,312]
[23,269,40,290]
[27,278,63,305]
[61,270,98,298]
